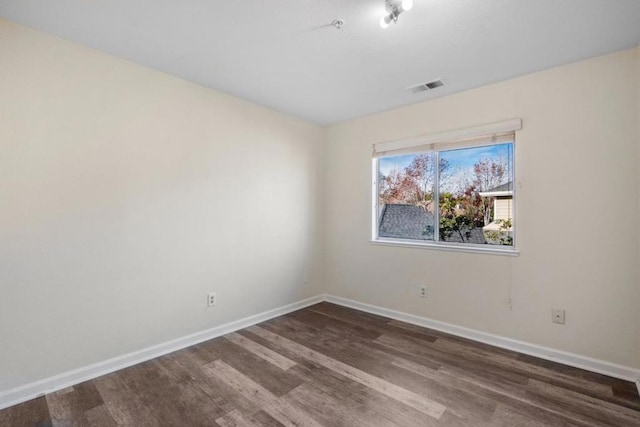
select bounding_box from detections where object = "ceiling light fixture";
[380,0,413,29]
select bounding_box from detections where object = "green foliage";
[439,214,474,243]
[439,192,456,212]
[497,218,512,229]
[485,218,513,246]
[439,192,475,242]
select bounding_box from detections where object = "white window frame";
[371,119,521,256]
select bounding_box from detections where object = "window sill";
[370,239,520,256]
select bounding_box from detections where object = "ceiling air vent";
[407,79,444,94]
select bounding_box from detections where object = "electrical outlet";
[420,286,427,298]
[552,309,565,325]
[207,292,217,307]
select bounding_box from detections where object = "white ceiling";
[1,1,640,125]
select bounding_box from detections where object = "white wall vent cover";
[407,79,444,93]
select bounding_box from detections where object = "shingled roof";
[379,204,434,240]
[479,181,513,197]
[379,204,487,244]
[487,181,513,192]
[439,227,487,244]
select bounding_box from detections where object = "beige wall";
[325,49,640,369]
[0,19,325,391]
[636,45,640,365]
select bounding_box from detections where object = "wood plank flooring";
[1,302,639,426]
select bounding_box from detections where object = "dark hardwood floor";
[1,302,639,426]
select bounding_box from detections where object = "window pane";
[438,143,514,246]
[378,153,436,241]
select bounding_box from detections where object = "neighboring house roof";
[440,228,487,245]
[379,204,434,240]
[379,203,488,244]
[479,181,513,198]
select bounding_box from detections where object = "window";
[372,120,520,253]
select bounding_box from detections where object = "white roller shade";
[372,118,522,158]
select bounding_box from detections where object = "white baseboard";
[2,293,639,411]
[323,294,640,383]
[0,294,324,411]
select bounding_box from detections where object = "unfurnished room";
[1,1,640,426]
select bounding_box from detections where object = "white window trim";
[370,239,520,256]
[371,119,520,256]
